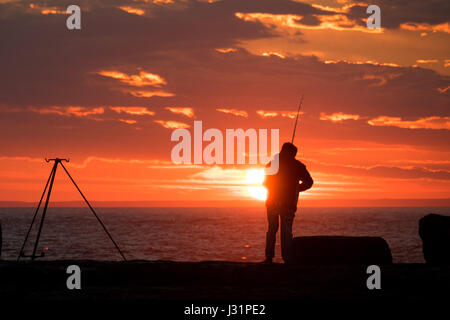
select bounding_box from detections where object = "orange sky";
[0,0,449,206]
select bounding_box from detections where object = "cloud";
[324,59,401,67]
[215,48,237,53]
[416,59,439,64]
[97,70,167,87]
[437,86,450,93]
[347,1,450,31]
[0,156,43,163]
[256,110,278,118]
[256,110,301,119]
[358,73,400,87]
[28,3,66,15]
[97,69,175,98]
[110,106,155,116]
[154,120,190,129]
[119,119,137,124]
[400,22,450,34]
[235,11,380,34]
[242,0,450,34]
[262,51,285,58]
[308,158,450,181]
[165,107,195,118]
[216,108,248,117]
[119,6,145,16]
[30,106,104,117]
[153,0,175,4]
[368,116,450,130]
[67,156,173,169]
[0,0,448,154]
[125,89,175,98]
[309,3,351,14]
[320,112,360,122]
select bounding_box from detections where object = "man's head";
[280,142,298,158]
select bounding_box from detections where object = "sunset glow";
[0,0,448,207]
[246,169,267,201]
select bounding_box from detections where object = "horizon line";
[0,198,448,208]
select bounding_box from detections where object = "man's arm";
[297,163,313,192]
[263,162,270,188]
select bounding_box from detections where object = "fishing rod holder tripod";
[17,158,126,261]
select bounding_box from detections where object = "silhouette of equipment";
[290,236,392,265]
[17,158,126,261]
[419,213,450,264]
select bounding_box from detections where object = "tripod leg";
[60,162,127,261]
[17,165,56,261]
[31,161,58,260]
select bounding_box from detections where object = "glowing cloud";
[320,112,360,122]
[310,3,349,13]
[368,116,450,130]
[235,12,381,34]
[324,59,400,67]
[437,86,450,94]
[215,48,237,53]
[30,106,104,117]
[165,107,195,118]
[257,110,301,119]
[29,3,66,15]
[262,51,285,59]
[256,110,278,118]
[154,120,190,129]
[119,6,145,16]
[279,111,300,119]
[153,0,174,4]
[98,70,167,87]
[359,73,400,87]
[110,106,155,116]
[216,108,248,117]
[126,90,175,98]
[400,22,450,34]
[119,119,137,125]
[416,59,439,64]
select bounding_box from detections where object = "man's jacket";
[264,153,313,213]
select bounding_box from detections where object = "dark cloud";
[0,0,448,160]
[311,161,450,181]
[353,0,450,29]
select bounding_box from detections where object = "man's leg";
[280,213,294,263]
[265,208,279,260]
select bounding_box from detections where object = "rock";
[419,214,450,264]
[290,236,392,265]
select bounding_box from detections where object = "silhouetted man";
[263,142,313,263]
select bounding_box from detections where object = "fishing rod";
[291,94,304,144]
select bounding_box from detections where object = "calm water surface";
[1,207,448,263]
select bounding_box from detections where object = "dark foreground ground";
[1,260,449,316]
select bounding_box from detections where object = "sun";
[245,169,267,201]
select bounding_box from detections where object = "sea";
[0,207,448,263]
